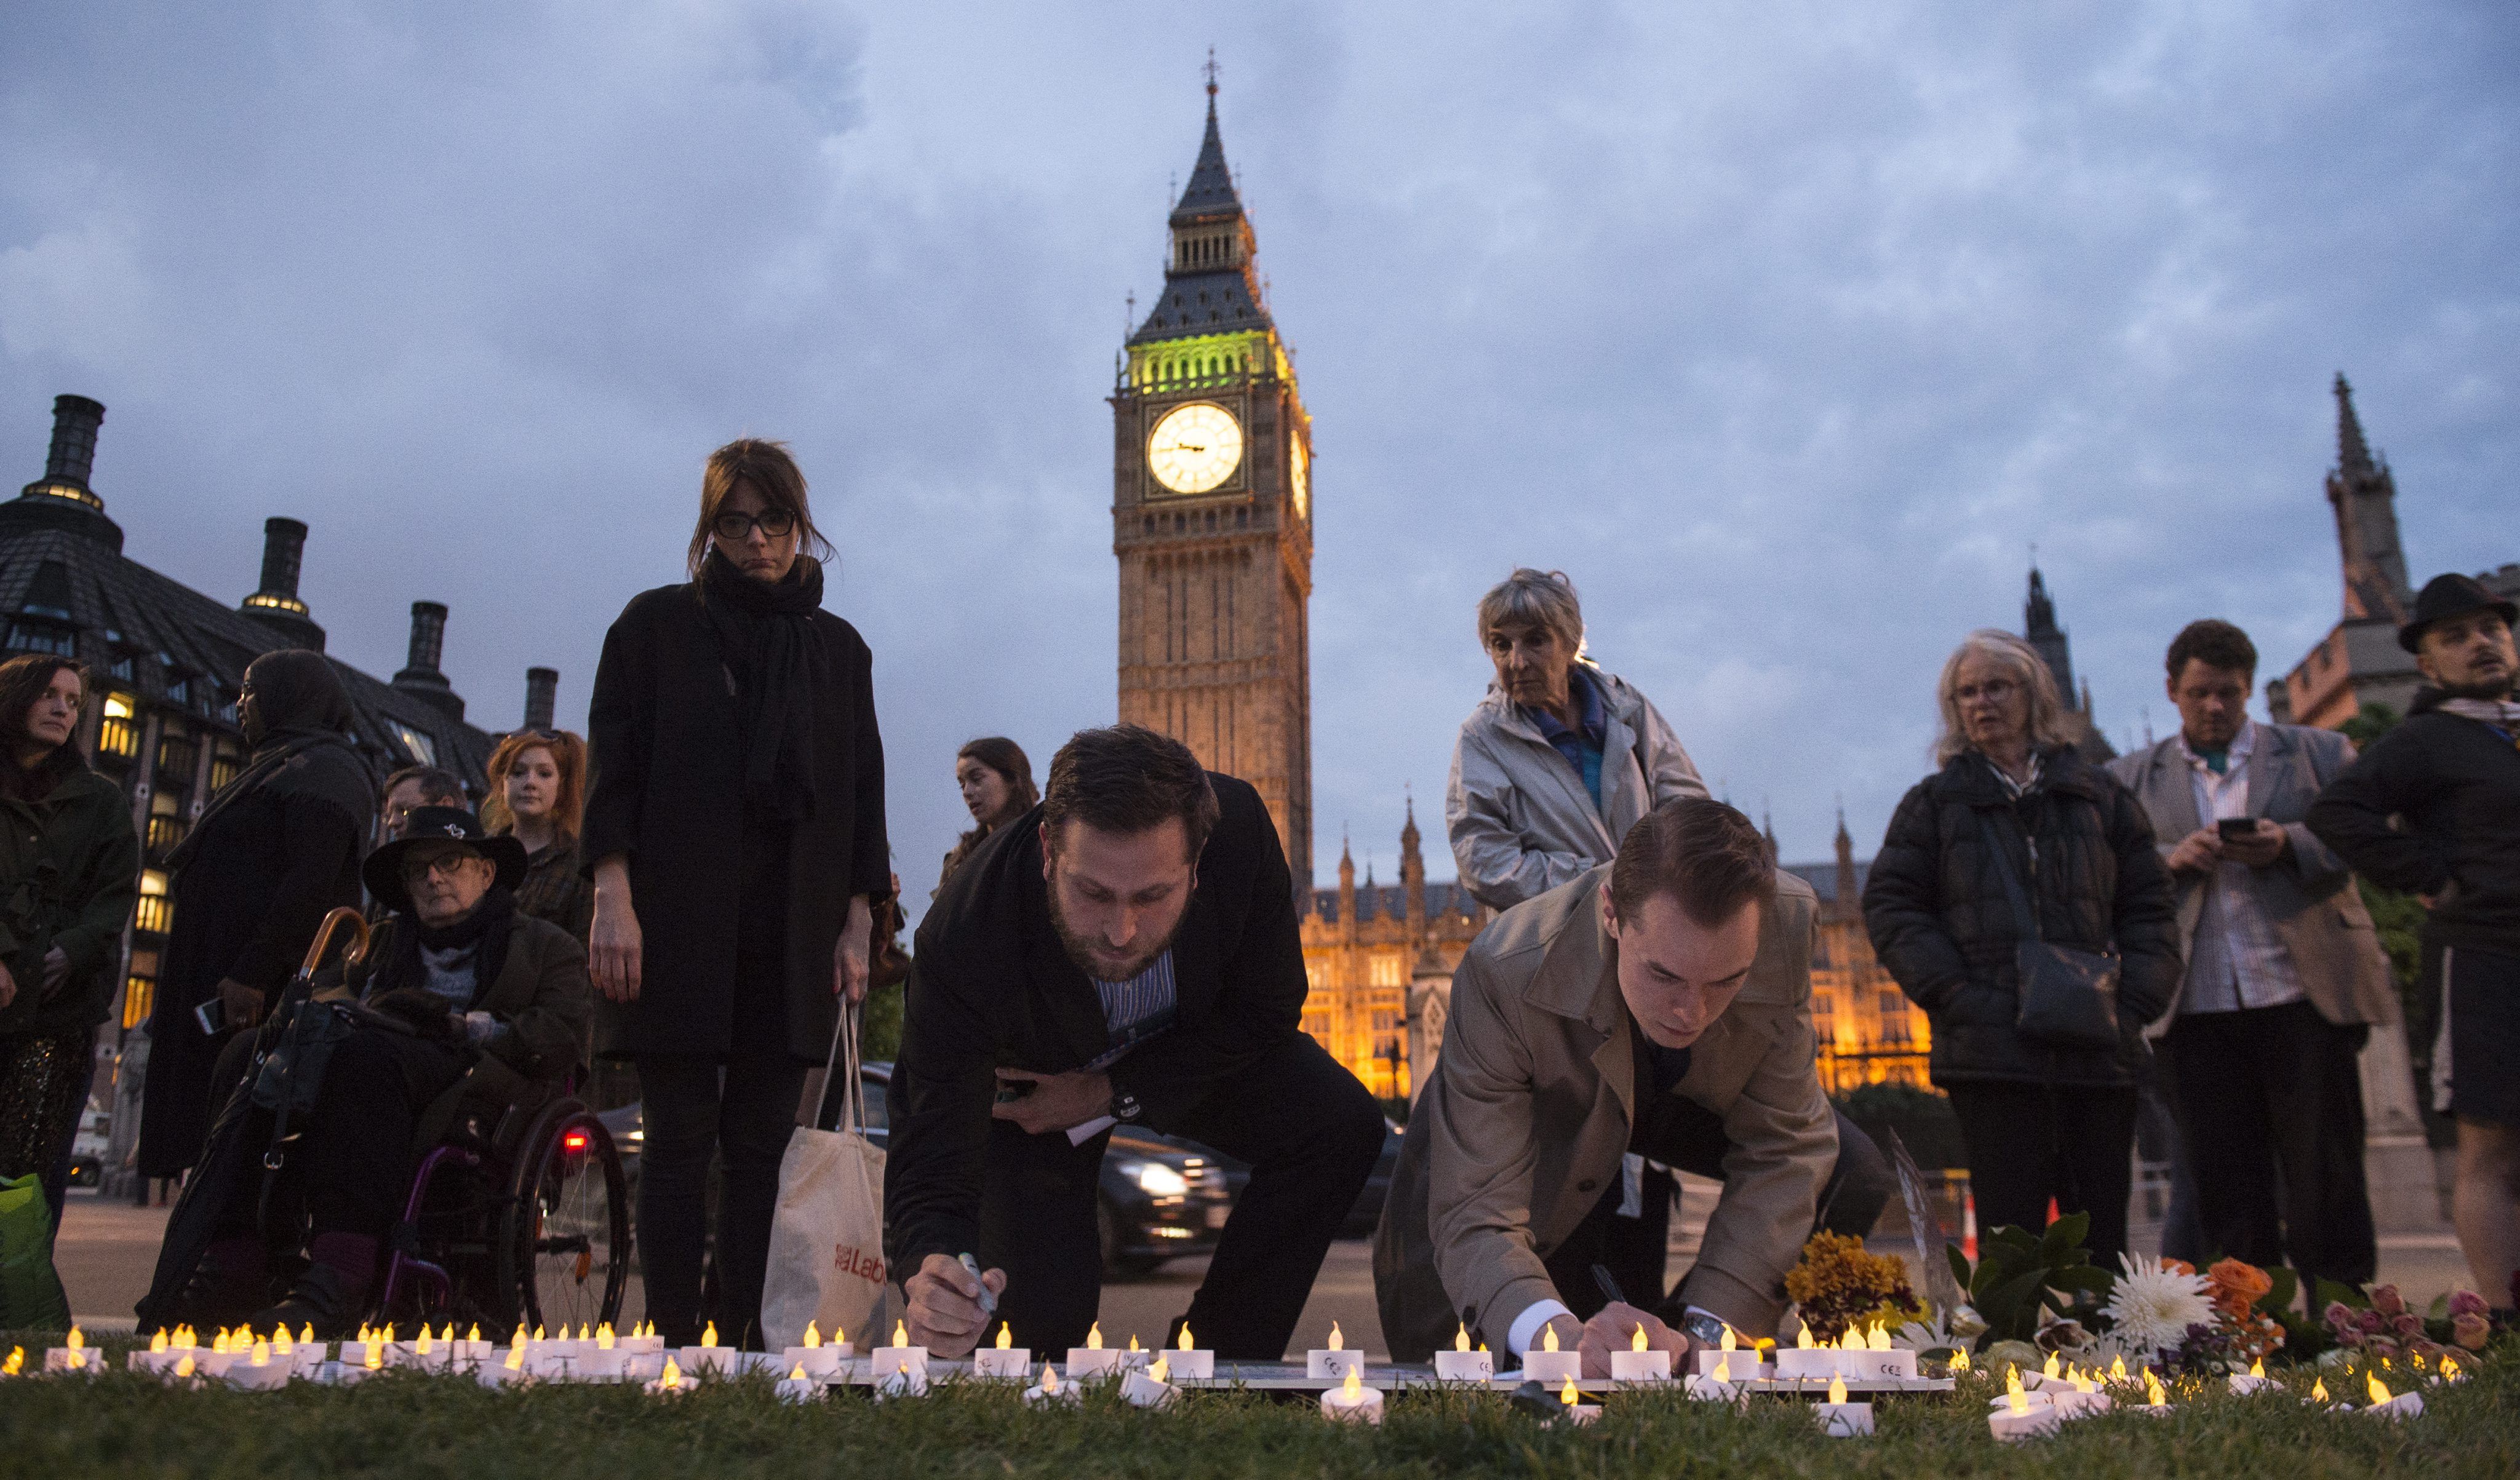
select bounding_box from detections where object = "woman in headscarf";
[583,438,889,1349]
[136,649,375,1180]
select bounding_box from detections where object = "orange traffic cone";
[1961,1187,1978,1262]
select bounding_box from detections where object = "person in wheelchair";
[178,806,592,1337]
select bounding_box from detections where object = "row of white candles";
[11,1319,2469,1434]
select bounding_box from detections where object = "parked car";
[66,1103,110,1188]
[595,1063,1242,1275]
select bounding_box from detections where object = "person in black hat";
[2309,571,2520,1311]
[165,806,591,1337]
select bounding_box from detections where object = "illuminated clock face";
[1147,403,1243,495]
[1289,435,1309,521]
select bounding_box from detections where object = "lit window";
[98,692,141,759]
[392,723,436,765]
[134,869,172,935]
[122,975,155,1031]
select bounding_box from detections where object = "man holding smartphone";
[2107,621,2396,1292]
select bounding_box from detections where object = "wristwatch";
[1680,1310,1731,1347]
[1111,1089,1143,1123]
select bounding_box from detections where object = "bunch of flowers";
[2100,1253,2215,1363]
[2449,1289,2492,1352]
[2323,1284,2446,1363]
[2204,1258,2285,1364]
[1783,1231,1920,1344]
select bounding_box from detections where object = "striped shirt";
[1083,950,1179,1071]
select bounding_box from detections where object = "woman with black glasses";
[582,439,889,1348]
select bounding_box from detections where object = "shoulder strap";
[1971,807,2043,942]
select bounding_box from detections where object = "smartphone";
[2215,818,2259,841]
[193,998,226,1036]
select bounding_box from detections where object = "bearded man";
[885,725,1384,1358]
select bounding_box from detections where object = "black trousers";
[208,1025,468,1249]
[976,1032,1385,1360]
[1543,1102,1896,1320]
[634,1052,808,1350]
[1945,1081,2138,1268]
[2164,1001,2376,1287]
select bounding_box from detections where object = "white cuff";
[1507,1299,1573,1358]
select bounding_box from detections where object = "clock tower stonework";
[1110,84,1314,889]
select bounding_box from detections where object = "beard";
[2436,665,2516,701]
[1045,872,1191,984]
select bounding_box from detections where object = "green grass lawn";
[5,1337,2516,1479]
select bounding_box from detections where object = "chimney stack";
[1,394,123,550]
[391,600,466,722]
[523,667,558,733]
[42,396,105,496]
[239,516,326,651]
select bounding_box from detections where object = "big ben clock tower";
[1112,76,1314,891]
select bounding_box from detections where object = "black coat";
[883,774,1305,1276]
[1861,749,2180,1089]
[0,752,140,1039]
[137,744,372,1177]
[581,581,888,1062]
[2306,686,2520,955]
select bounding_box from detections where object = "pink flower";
[2357,1310,2386,1335]
[2392,1312,2423,1338]
[2454,1313,2490,1351]
[2449,1290,2487,1319]
[2372,1285,2406,1318]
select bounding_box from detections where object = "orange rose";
[2209,1259,2273,1306]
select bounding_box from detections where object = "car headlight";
[1133,1162,1189,1198]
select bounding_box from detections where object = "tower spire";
[2334,372,2374,477]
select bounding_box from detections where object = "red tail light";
[562,1130,590,1153]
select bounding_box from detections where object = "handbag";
[1975,809,2121,1049]
[759,1002,890,1351]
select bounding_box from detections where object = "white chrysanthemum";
[2103,1253,2214,1358]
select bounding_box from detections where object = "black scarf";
[370,885,516,1009]
[166,649,375,879]
[697,549,825,824]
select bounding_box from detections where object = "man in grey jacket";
[2108,620,2396,1289]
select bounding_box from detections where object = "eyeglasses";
[712,509,797,541]
[401,851,482,884]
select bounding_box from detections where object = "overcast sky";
[4,2,2514,917]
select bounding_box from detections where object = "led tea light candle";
[1023,1361,1082,1407]
[1610,1322,1672,1383]
[776,1362,826,1404]
[972,1323,1032,1380]
[1815,1374,1873,1438]
[2227,1357,2277,1396]
[576,1322,629,1381]
[1166,1323,1214,1382]
[2305,1377,2332,1408]
[1306,1321,1365,1382]
[479,1342,528,1390]
[1772,1321,1841,1382]
[1434,1324,1493,1383]
[1846,1321,1918,1380]
[162,1353,198,1388]
[1067,1321,1123,1380]
[2050,1369,2111,1420]
[2362,1373,2422,1420]
[1694,1324,1769,1379]
[1685,1350,1751,1406]
[1319,1366,1384,1425]
[2435,1353,2468,1385]
[783,1321,853,1381]
[42,1326,94,1375]
[644,1355,691,1397]
[226,1338,291,1392]
[1987,1368,2059,1443]
[872,1320,928,1380]
[1120,1353,1179,1409]
[1520,1321,1581,1387]
[875,1361,930,1400]
[1552,1374,1601,1426]
[2134,1370,2172,1416]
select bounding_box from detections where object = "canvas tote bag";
[759,1003,888,1351]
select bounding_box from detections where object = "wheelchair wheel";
[498,1100,631,1335]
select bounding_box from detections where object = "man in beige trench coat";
[1376,799,1889,1374]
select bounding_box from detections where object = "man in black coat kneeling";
[886,725,1385,1359]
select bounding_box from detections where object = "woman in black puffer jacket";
[1862,631,2179,1267]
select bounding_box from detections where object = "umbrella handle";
[295,905,372,981]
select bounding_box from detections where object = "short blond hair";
[1933,629,2077,765]
[1476,568,1584,654]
